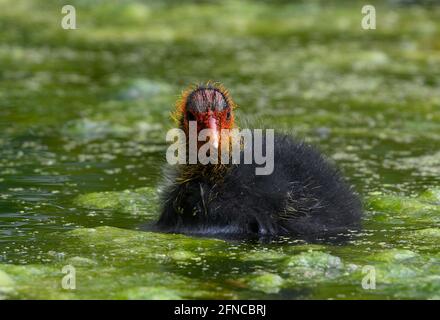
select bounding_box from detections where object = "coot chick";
[156,83,362,241]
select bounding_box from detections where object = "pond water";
[0,0,439,299]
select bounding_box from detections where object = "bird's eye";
[186,111,196,122]
[226,111,231,120]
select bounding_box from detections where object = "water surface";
[0,0,439,299]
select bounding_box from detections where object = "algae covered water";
[0,0,440,299]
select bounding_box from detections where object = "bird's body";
[157,133,362,241]
[155,83,362,241]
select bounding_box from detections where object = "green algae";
[115,79,173,102]
[411,228,440,243]
[398,152,440,177]
[283,251,345,283]
[366,249,419,263]
[0,226,349,299]
[361,251,440,299]
[240,250,288,262]
[62,118,133,141]
[0,226,232,299]
[366,188,440,225]
[246,272,284,294]
[73,187,158,217]
[115,287,183,300]
[67,256,98,267]
[0,270,15,299]
[1,0,440,300]
[419,188,440,203]
[0,225,439,299]
[367,194,439,214]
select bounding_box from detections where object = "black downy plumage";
[155,84,362,241]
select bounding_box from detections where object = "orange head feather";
[172,82,236,150]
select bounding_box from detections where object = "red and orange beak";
[206,114,220,149]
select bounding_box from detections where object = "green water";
[1,0,440,299]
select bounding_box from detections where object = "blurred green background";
[0,0,439,299]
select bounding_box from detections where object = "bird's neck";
[177,127,241,183]
[177,139,232,183]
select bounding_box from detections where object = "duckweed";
[1,0,440,299]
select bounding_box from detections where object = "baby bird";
[155,83,362,241]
